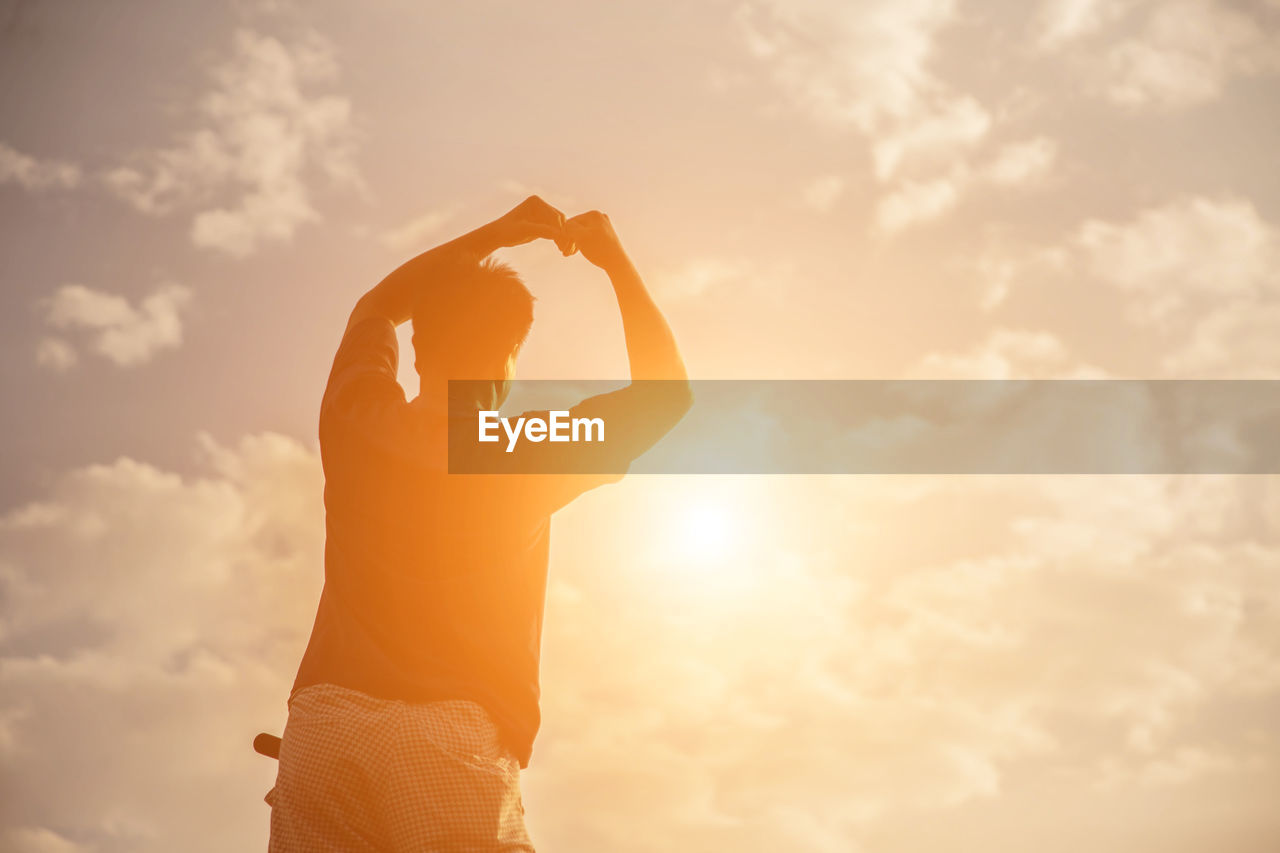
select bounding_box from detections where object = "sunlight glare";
[672,499,736,564]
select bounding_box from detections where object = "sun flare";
[670,499,737,563]
[645,482,765,583]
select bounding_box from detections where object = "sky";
[1,0,1279,850]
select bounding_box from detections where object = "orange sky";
[1,1,1279,851]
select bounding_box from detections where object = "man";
[268,196,692,851]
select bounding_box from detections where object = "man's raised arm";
[565,211,693,453]
[345,196,573,333]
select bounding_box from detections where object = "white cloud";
[379,209,455,251]
[2,827,91,853]
[875,136,1060,231]
[103,30,359,257]
[735,3,1066,233]
[1166,299,1280,377]
[914,328,1106,378]
[982,137,1058,187]
[0,142,81,191]
[732,1,1075,234]
[34,338,77,372]
[1075,196,1280,375]
[1078,197,1276,300]
[42,284,192,368]
[1104,1,1280,108]
[1035,0,1128,49]
[1034,0,1280,110]
[875,174,963,231]
[4,439,1280,850]
[0,433,323,853]
[871,95,991,182]
[733,0,960,131]
[981,197,1280,376]
[657,257,750,300]
[801,175,846,212]
[528,473,1280,850]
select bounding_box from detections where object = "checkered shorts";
[267,683,536,852]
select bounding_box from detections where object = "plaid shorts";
[267,683,536,852]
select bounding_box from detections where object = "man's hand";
[565,210,628,271]
[488,196,576,256]
[347,195,584,332]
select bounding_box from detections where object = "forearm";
[346,222,502,331]
[606,256,688,382]
[561,255,691,459]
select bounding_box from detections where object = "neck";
[416,376,499,414]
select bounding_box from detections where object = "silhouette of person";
[267,196,692,851]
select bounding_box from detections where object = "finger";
[530,196,567,226]
[552,228,576,256]
[522,221,565,242]
[524,221,576,256]
[553,230,576,256]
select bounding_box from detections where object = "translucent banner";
[447,380,1280,474]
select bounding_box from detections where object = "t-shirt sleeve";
[486,388,668,515]
[512,410,629,516]
[319,316,409,444]
[451,380,691,513]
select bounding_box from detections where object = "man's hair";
[411,256,535,378]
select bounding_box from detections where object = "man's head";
[411,256,534,408]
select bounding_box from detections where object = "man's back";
[292,316,601,766]
[270,198,690,852]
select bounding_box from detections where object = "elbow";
[628,376,693,435]
[346,294,384,333]
[662,378,694,428]
[675,379,694,419]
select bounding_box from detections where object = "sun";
[637,482,784,610]
[672,500,736,561]
[650,484,753,572]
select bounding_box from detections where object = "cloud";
[42,284,193,368]
[913,328,1106,378]
[873,137,1057,231]
[972,196,1280,376]
[34,338,77,372]
[656,257,751,301]
[1074,196,1280,374]
[1035,0,1128,49]
[733,0,960,132]
[1077,196,1276,301]
[0,433,324,853]
[734,1,1064,233]
[982,137,1057,187]
[379,209,455,251]
[1105,1,1280,108]
[527,473,1280,850]
[2,827,91,853]
[1165,299,1280,377]
[3,436,1279,850]
[732,1,981,224]
[870,95,991,182]
[875,173,964,231]
[103,30,359,257]
[801,175,846,212]
[1035,0,1280,108]
[0,143,81,191]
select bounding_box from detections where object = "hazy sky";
[2,1,1279,851]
